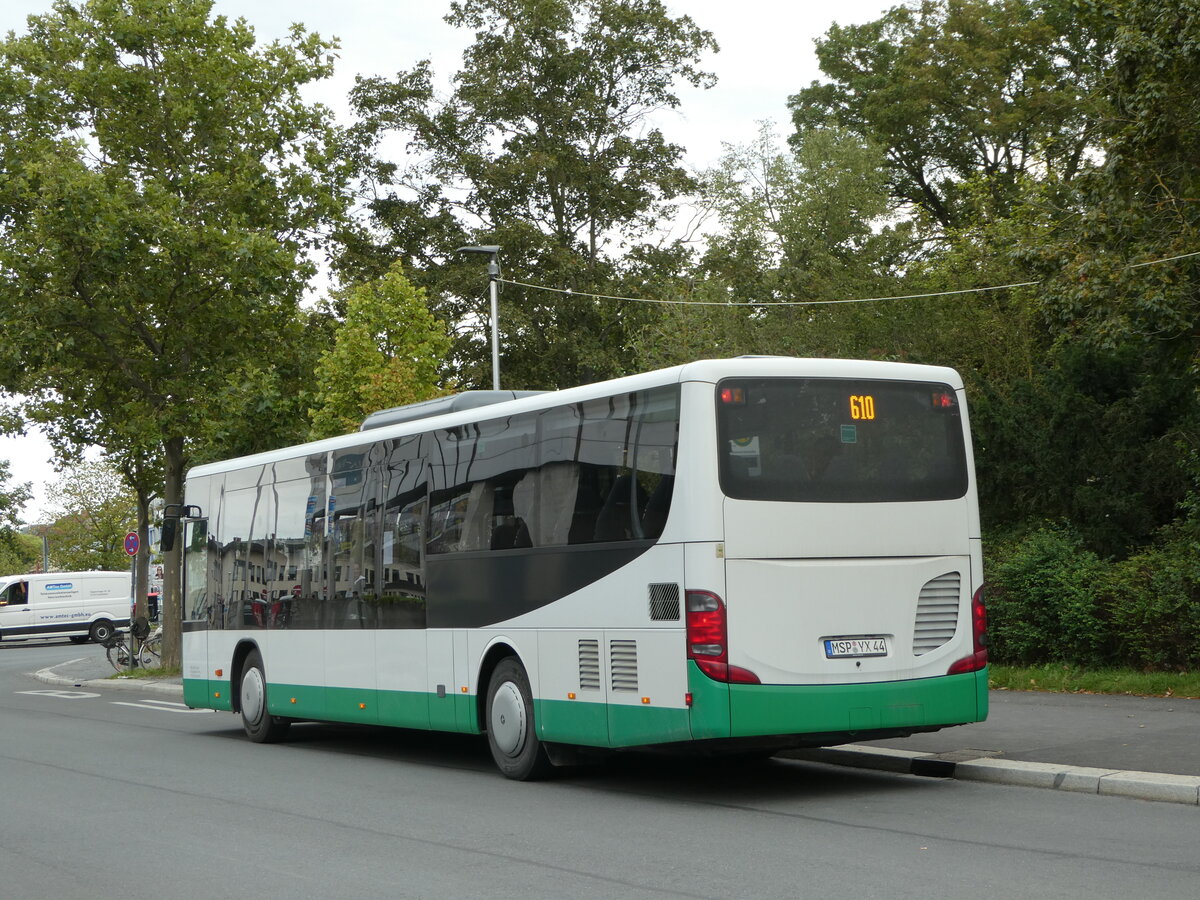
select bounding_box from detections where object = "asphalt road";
[2,639,1198,899]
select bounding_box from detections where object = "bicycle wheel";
[139,639,161,668]
[107,639,131,671]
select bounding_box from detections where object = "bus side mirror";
[161,517,178,552]
[160,504,202,552]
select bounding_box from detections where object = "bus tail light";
[947,586,988,675]
[685,590,760,684]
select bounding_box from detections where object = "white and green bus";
[180,357,987,779]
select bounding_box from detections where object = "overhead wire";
[493,247,1200,309]
[497,277,1039,307]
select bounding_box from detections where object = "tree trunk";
[134,490,151,665]
[161,435,185,668]
[134,490,151,625]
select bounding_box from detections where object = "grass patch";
[989,663,1200,699]
[109,665,182,680]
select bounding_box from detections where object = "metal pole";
[455,245,502,390]
[128,554,139,668]
[488,256,500,390]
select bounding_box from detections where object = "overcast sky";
[0,0,899,523]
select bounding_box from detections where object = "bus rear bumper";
[690,662,988,741]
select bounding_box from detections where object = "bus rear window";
[716,378,969,502]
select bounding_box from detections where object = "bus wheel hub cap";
[242,669,265,724]
[491,682,526,756]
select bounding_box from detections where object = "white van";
[0,571,131,644]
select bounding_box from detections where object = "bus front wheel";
[240,649,290,743]
[485,658,551,780]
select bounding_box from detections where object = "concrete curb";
[34,662,184,697]
[784,745,1200,806]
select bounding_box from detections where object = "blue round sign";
[124,531,140,556]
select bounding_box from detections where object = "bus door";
[181,518,211,705]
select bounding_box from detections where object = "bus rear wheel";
[240,649,290,743]
[485,658,551,780]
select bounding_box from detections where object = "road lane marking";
[17,689,102,699]
[111,699,214,714]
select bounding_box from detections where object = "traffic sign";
[124,531,140,556]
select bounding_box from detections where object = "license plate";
[824,637,889,659]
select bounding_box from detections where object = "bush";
[1106,529,1200,670]
[986,521,1200,672]
[986,524,1111,667]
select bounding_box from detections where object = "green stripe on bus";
[537,698,691,748]
[186,666,986,746]
[186,678,478,731]
[183,678,232,712]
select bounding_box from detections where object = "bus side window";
[640,475,674,538]
[593,473,647,542]
[569,467,605,544]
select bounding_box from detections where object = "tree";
[1020,0,1200,551]
[0,0,353,665]
[631,122,904,367]
[703,124,895,297]
[789,0,1109,230]
[308,264,452,440]
[0,460,35,574]
[41,460,137,571]
[347,0,717,389]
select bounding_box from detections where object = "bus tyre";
[485,658,551,781]
[240,649,290,744]
[88,619,115,644]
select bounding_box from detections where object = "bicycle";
[104,617,156,672]
[103,629,134,671]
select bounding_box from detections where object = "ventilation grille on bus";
[578,639,601,691]
[913,572,962,656]
[648,583,681,621]
[610,640,639,692]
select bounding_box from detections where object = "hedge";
[985,523,1200,671]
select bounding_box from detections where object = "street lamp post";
[457,245,502,390]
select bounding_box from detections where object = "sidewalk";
[36,650,183,697]
[36,654,1200,805]
[786,689,1200,806]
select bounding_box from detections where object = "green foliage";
[700,122,897,304]
[631,123,904,368]
[308,264,452,440]
[0,529,41,575]
[347,0,716,389]
[987,522,1200,671]
[42,459,137,571]
[0,459,36,573]
[989,663,1200,698]
[0,0,354,664]
[0,0,351,465]
[0,459,31,531]
[1106,527,1200,670]
[789,0,1110,229]
[1031,0,1200,352]
[986,525,1110,667]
